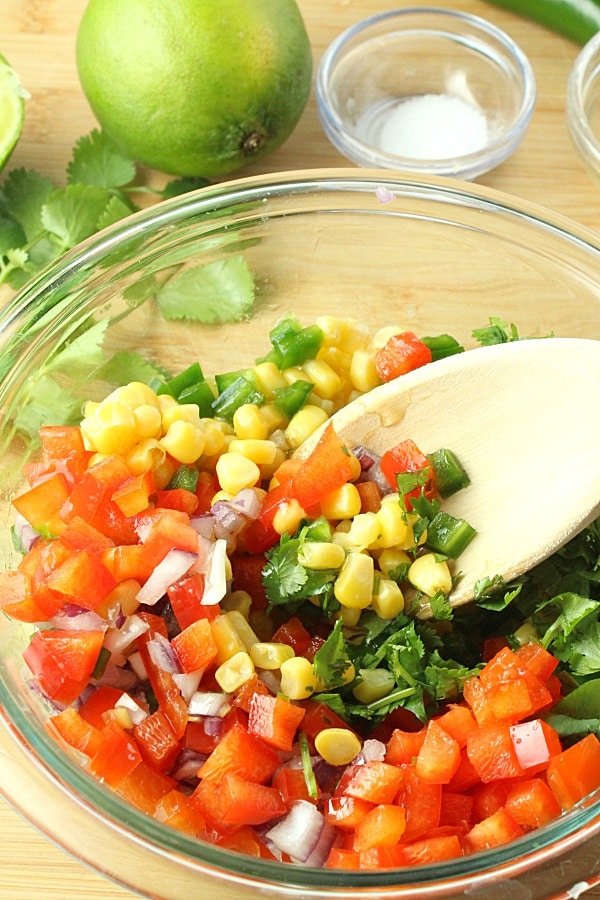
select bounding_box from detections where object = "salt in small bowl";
[316,7,536,180]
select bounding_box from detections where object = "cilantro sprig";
[0,128,208,291]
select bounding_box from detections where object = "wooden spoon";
[297,338,600,614]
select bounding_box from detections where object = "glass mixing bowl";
[1,171,600,900]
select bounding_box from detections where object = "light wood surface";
[2,1,600,897]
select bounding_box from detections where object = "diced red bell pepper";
[155,488,199,516]
[23,628,105,705]
[436,704,478,748]
[154,789,207,835]
[79,684,125,729]
[439,792,473,831]
[135,507,200,556]
[353,804,407,852]
[189,777,242,838]
[232,674,271,713]
[58,515,115,556]
[171,617,218,674]
[505,778,561,830]
[63,455,131,523]
[546,733,600,810]
[137,626,188,739]
[50,706,102,758]
[230,553,269,611]
[134,710,182,772]
[116,760,177,816]
[375,331,432,382]
[471,781,509,823]
[290,423,354,510]
[334,761,405,805]
[218,772,287,825]
[514,642,559,682]
[447,750,480,793]
[247,692,306,751]
[395,765,442,842]
[355,480,382,514]
[379,439,435,507]
[300,699,358,744]
[325,795,374,832]
[466,722,524,783]
[272,617,312,658]
[392,833,462,867]
[325,848,361,870]
[216,825,279,859]
[90,719,142,787]
[509,718,561,773]
[465,807,524,852]
[479,646,553,721]
[415,719,461,784]
[198,722,282,785]
[45,548,118,610]
[12,472,70,528]
[0,571,47,623]
[273,766,320,807]
[167,572,218,629]
[39,425,87,459]
[385,728,426,766]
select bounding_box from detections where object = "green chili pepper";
[421,334,464,362]
[425,510,477,559]
[167,465,200,492]
[427,448,471,498]
[273,379,314,417]
[259,314,324,369]
[156,361,205,398]
[485,0,600,45]
[212,374,265,422]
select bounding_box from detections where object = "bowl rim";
[567,30,600,175]
[314,7,537,179]
[2,168,600,895]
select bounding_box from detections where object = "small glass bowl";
[567,31,600,186]
[315,7,536,180]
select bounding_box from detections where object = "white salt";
[358,93,489,160]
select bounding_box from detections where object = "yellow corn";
[317,345,352,376]
[378,547,412,577]
[200,419,227,457]
[352,668,396,705]
[211,489,233,504]
[282,366,311,387]
[398,512,428,550]
[370,325,404,350]
[160,420,206,464]
[215,451,261,495]
[151,456,176,490]
[314,728,362,766]
[513,622,541,646]
[253,362,288,398]
[215,651,256,693]
[260,445,287,481]
[339,605,362,627]
[220,609,259,652]
[344,512,382,550]
[284,405,329,449]
[96,578,142,619]
[111,382,160,410]
[220,590,253,619]
[232,403,270,440]
[408,553,453,596]
[82,400,100,419]
[297,541,346,570]
[161,403,202,430]
[350,348,381,393]
[210,614,249,665]
[272,498,306,536]
[228,438,278,466]
[131,405,163,440]
[301,359,342,400]
[320,483,362,520]
[249,642,295,670]
[125,438,166,476]
[306,394,335,416]
[371,576,405,619]
[334,551,374,608]
[157,394,179,415]
[371,502,409,549]
[279,655,316,700]
[339,319,371,354]
[315,315,348,346]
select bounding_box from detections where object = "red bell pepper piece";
[546,733,600,810]
[247,692,306,751]
[198,722,282,785]
[289,422,354,510]
[167,572,219,629]
[12,472,70,528]
[415,718,461,784]
[23,628,105,705]
[374,331,432,382]
[334,761,405,805]
[50,706,102,758]
[353,803,407,852]
[219,772,287,825]
[89,719,143,787]
[171,617,218,674]
[79,684,125,729]
[465,807,524,852]
[133,709,183,772]
[505,778,561,830]
[394,765,442,842]
[379,438,435,507]
[155,487,199,516]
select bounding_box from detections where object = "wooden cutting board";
[2,1,600,897]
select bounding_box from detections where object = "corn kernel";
[259,403,288,434]
[211,489,233,504]
[339,319,370,354]
[317,345,352,376]
[152,456,176,490]
[297,541,346,570]
[371,502,409,549]
[221,589,253,618]
[370,326,405,350]
[284,405,329,450]
[216,452,260,495]
[408,553,453,596]
[222,609,259,651]
[334,552,374,608]
[320,483,362,520]
[350,348,381,393]
[215,651,255,693]
[513,622,541,646]
[345,512,382,550]
[282,366,311,387]
[233,403,270,440]
[253,363,288,398]
[399,512,428,550]
[352,668,396,705]
[210,614,248,665]
[272,498,306,536]
[307,394,335,416]
[200,419,227,457]
[378,547,412,577]
[249,642,295,670]
[157,394,179,414]
[82,400,100,419]
[301,359,342,400]
[314,728,362,766]
[228,438,277,466]
[339,605,362,627]
[160,420,206,464]
[161,403,202,430]
[279,656,316,700]
[112,382,160,410]
[315,315,348,346]
[125,438,166,476]
[260,446,287,481]
[371,577,405,619]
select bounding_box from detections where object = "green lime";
[76,0,313,178]
[0,53,27,173]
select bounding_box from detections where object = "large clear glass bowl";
[1,170,600,900]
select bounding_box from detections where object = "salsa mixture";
[2,313,600,870]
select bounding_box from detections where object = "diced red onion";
[258,670,281,695]
[128,650,147,681]
[95,661,139,691]
[298,821,336,867]
[190,514,215,540]
[103,613,149,664]
[195,537,227,606]
[170,749,206,784]
[51,605,107,633]
[353,444,392,496]
[13,512,39,553]
[114,692,148,725]
[147,632,181,674]
[353,738,386,765]
[203,715,224,737]
[266,800,326,863]
[376,185,396,204]
[188,690,231,717]
[173,670,203,704]
[228,488,262,520]
[135,548,198,606]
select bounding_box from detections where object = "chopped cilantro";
[155,255,255,323]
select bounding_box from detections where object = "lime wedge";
[0,53,27,173]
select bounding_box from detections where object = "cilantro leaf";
[263,531,338,613]
[544,680,600,741]
[156,255,255,323]
[313,619,353,690]
[95,194,135,231]
[472,317,521,345]
[537,592,599,651]
[95,351,170,387]
[14,375,84,439]
[41,184,116,249]
[561,620,600,676]
[66,129,137,189]
[160,176,210,199]
[0,168,54,240]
